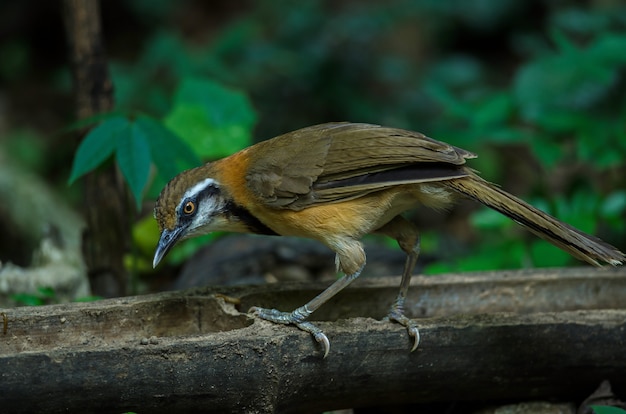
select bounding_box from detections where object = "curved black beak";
[153,227,184,268]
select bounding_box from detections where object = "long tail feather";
[444,175,625,266]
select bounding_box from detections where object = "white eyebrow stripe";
[182,178,219,201]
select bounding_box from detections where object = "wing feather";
[245,123,474,210]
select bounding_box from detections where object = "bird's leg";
[376,216,421,351]
[250,238,366,358]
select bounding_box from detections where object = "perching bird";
[153,122,625,357]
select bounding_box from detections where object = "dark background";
[1,0,625,287]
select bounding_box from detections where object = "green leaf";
[578,136,624,168]
[471,208,513,230]
[116,121,152,209]
[164,104,215,154]
[165,103,253,159]
[164,77,256,159]
[554,190,599,234]
[600,191,626,233]
[135,115,200,181]
[425,83,474,121]
[601,191,626,218]
[529,135,564,168]
[529,240,572,267]
[549,28,578,54]
[68,117,129,184]
[37,286,56,298]
[472,92,513,129]
[11,287,57,306]
[532,110,589,134]
[11,293,44,306]
[588,34,626,65]
[551,8,609,36]
[514,34,619,122]
[424,240,527,274]
[59,110,126,135]
[132,215,161,257]
[591,406,626,414]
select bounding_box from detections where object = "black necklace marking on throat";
[225,201,279,236]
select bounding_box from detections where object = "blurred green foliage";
[11,286,101,306]
[118,1,626,272]
[2,0,625,274]
[68,78,256,209]
[11,287,57,306]
[592,406,626,414]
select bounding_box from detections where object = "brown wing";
[245,122,475,210]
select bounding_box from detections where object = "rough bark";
[62,0,129,297]
[1,267,625,413]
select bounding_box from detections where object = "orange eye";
[183,201,196,215]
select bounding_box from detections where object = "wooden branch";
[1,268,625,413]
[62,0,129,297]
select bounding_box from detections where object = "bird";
[152,122,625,357]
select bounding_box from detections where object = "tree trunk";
[62,0,129,297]
[1,267,624,413]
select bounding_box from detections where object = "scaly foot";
[249,306,331,358]
[387,308,420,352]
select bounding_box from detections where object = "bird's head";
[152,165,233,268]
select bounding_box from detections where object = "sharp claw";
[248,306,330,357]
[313,331,330,358]
[388,309,421,352]
[408,326,420,352]
[295,321,330,358]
